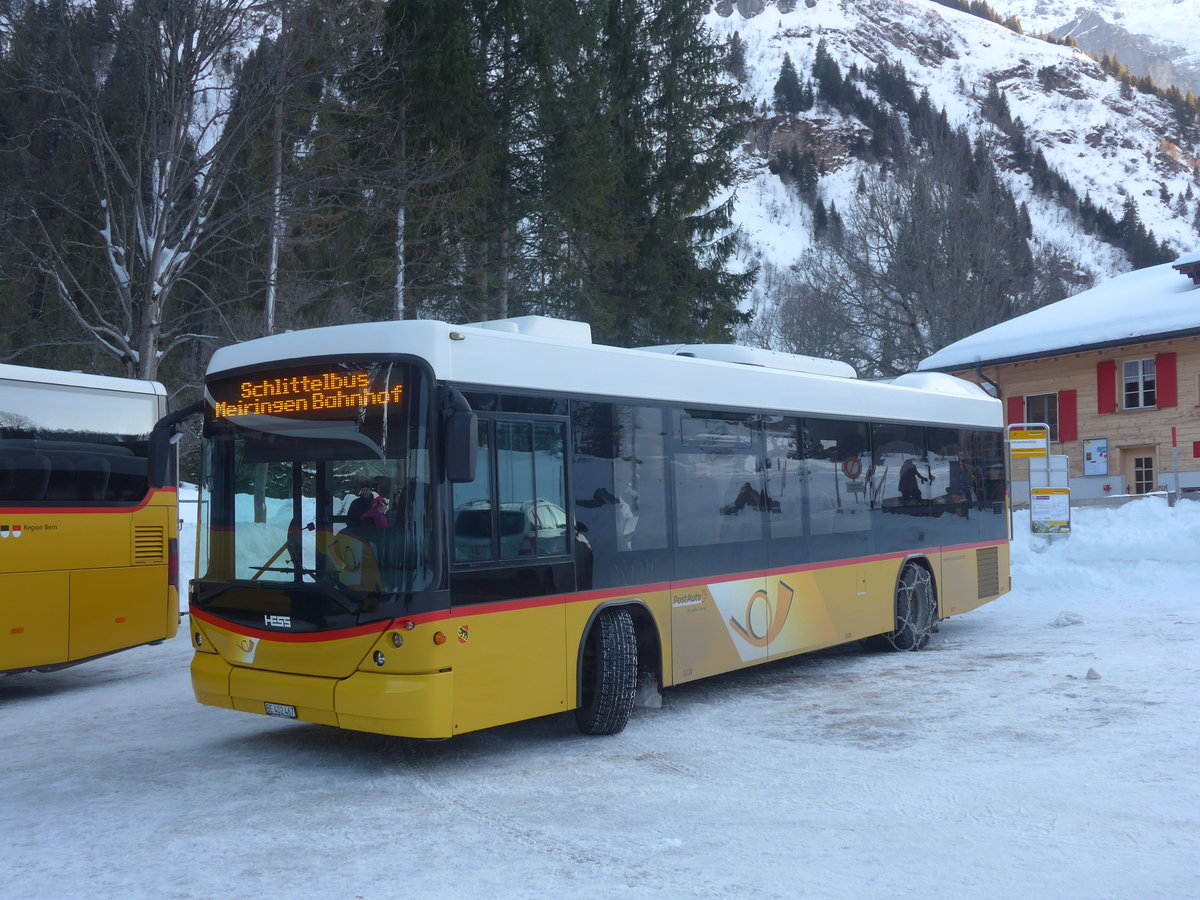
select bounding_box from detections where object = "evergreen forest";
[1,0,1197,399]
[0,0,750,395]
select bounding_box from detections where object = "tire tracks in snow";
[395,737,616,871]
[392,725,767,899]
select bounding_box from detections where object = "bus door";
[669,410,770,683]
[448,416,574,732]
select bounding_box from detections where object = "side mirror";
[444,409,478,483]
[150,401,202,489]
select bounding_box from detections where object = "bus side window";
[572,402,669,587]
[14,454,50,501]
[0,454,12,499]
[452,419,493,562]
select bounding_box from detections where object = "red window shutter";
[1194,442,1200,459]
[1006,395,1024,426]
[1155,352,1177,408]
[1058,390,1078,442]
[1096,360,1116,414]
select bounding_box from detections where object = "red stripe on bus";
[191,539,1008,642]
[668,540,1005,591]
[188,607,403,643]
[0,486,176,515]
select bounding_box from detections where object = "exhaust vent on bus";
[133,525,167,565]
[976,546,1000,599]
[465,315,592,343]
[634,343,857,378]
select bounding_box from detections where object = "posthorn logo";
[0,525,23,539]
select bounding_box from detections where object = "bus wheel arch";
[866,557,938,652]
[574,602,656,735]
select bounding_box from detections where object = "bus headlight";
[373,650,386,667]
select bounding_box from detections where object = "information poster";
[1083,438,1108,476]
[1030,487,1071,534]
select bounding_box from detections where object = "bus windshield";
[200,360,436,598]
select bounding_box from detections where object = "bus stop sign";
[1008,423,1049,459]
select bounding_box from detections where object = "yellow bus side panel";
[848,557,902,639]
[672,577,767,684]
[191,648,234,708]
[0,572,69,670]
[670,558,908,681]
[69,566,171,661]
[0,515,131,575]
[940,542,1010,617]
[336,671,454,739]
[449,603,566,735]
[767,562,892,662]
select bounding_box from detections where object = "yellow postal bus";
[189,316,1009,738]
[0,363,181,673]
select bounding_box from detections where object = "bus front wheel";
[574,607,638,735]
[868,563,937,652]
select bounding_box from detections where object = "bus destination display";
[211,371,403,418]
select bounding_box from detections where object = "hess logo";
[728,581,794,648]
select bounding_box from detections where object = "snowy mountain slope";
[984,0,1200,96]
[705,0,1200,299]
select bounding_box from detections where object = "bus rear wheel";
[574,607,638,735]
[869,563,937,652]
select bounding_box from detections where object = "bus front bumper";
[191,652,454,739]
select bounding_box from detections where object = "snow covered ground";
[3,498,1198,899]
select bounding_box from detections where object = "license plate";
[264,702,297,719]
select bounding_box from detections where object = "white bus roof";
[0,362,166,397]
[206,317,1001,429]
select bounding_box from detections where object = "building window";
[1123,358,1156,409]
[1024,393,1058,442]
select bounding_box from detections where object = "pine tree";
[726,31,747,83]
[812,38,843,106]
[812,198,828,234]
[583,0,752,345]
[773,53,802,117]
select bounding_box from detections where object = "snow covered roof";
[0,361,165,397]
[208,317,1002,429]
[1174,251,1200,285]
[919,258,1200,372]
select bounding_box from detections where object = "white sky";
[3,495,1197,898]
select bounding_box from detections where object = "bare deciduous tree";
[767,158,1069,376]
[15,0,275,380]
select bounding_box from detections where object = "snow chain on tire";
[887,563,936,651]
[863,562,937,652]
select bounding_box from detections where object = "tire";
[868,563,937,652]
[574,607,638,735]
